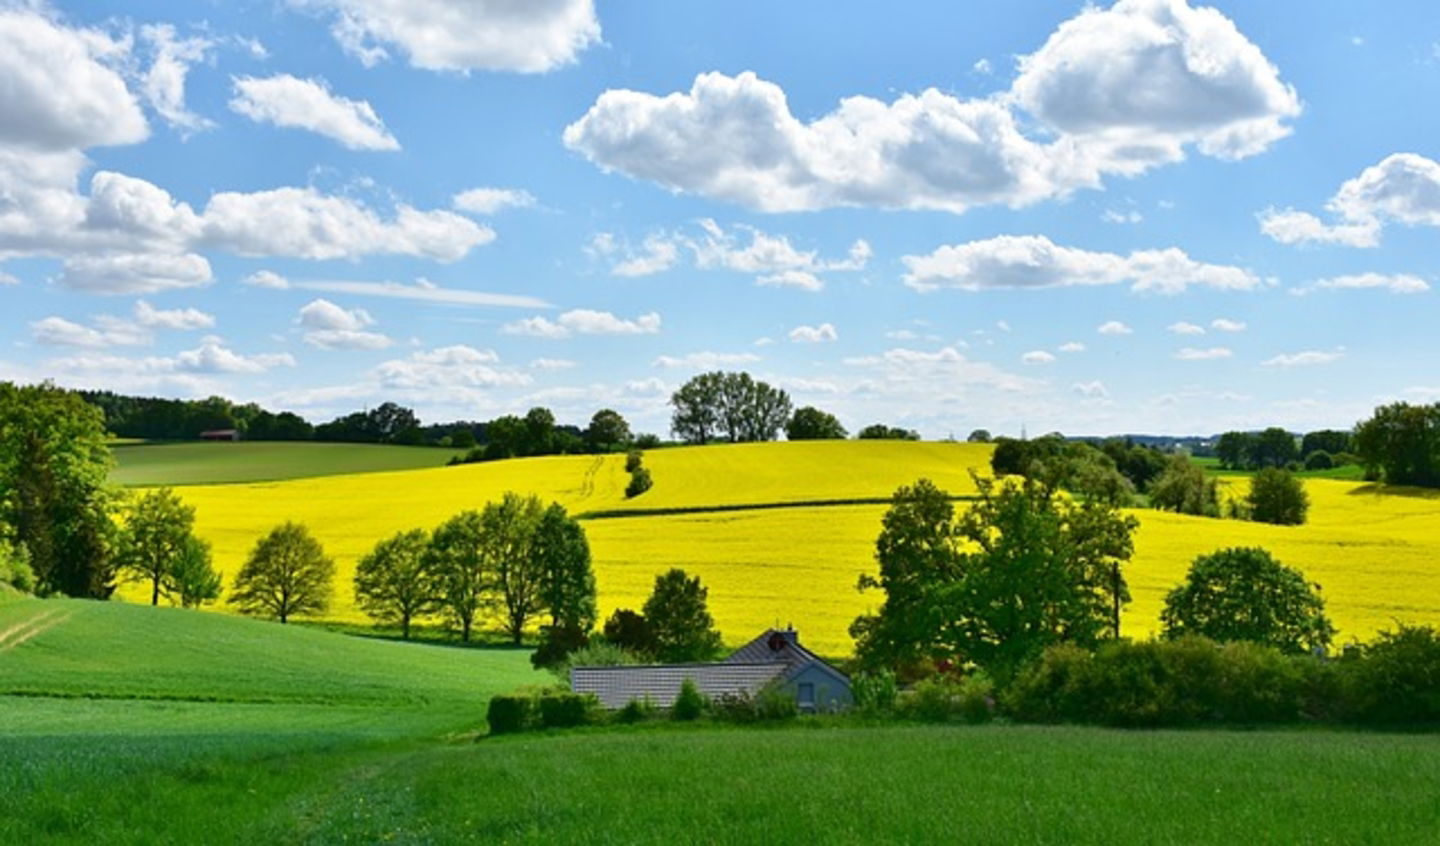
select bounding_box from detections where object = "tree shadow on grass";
[1345,483,1440,500]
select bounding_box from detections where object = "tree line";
[669,371,919,445]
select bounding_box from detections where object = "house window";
[798,682,815,708]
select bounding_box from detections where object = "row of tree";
[669,371,921,445]
[1215,427,1354,471]
[1353,402,1440,487]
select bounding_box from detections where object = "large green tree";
[118,487,196,606]
[354,528,437,638]
[534,504,596,632]
[643,568,723,662]
[586,408,631,452]
[1354,402,1440,486]
[1161,547,1333,654]
[853,475,1136,680]
[481,493,546,644]
[0,382,117,597]
[167,536,222,609]
[670,371,791,444]
[230,522,334,623]
[785,406,847,441]
[426,511,488,641]
[1247,468,1309,525]
[1148,454,1221,517]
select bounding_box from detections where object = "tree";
[1161,547,1334,654]
[426,511,488,641]
[354,528,437,638]
[1302,429,1351,460]
[642,569,723,662]
[167,536,221,608]
[0,538,35,594]
[522,407,556,456]
[230,522,334,623]
[1214,431,1255,470]
[483,414,527,460]
[852,475,1136,680]
[1354,402,1440,486]
[534,504,597,633]
[1148,454,1221,517]
[118,487,196,606]
[857,424,921,441]
[1252,427,1299,469]
[1247,468,1309,525]
[670,371,791,444]
[670,372,723,444]
[586,409,631,452]
[482,493,546,644]
[603,608,657,657]
[785,406,847,441]
[967,429,992,443]
[0,382,117,598]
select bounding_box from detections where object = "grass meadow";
[110,440,1440,655]
[110,440,463,486]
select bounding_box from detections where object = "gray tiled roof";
[571,662,788,709]
[724,628,821,670]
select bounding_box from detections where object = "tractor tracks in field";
[578,455,604,501]
[576,494,980,521]
[0,608,72,653]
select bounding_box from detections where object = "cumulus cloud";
[1058,341,1086,353]
[175,338,296,373]
[653,351,762,369]
[1175,346,1232,360]
[453,187,537,215]
[1098,320,1133,335]
[903,235,1258,295]
[1022,350,1057,364]
[230,74,399,151]
[134,300,214,330]
[1073,381,1109,398]
[1260,154,1440,247]
[1210,318,1246,332]
[373,345,530,391]
[1263,350,1344,368]
[1291,272,1430,296]
[293,0,601,73]
[529,358,576,370]
[788,323,838,344]
[1168,321,1205,335]
[244,270,290,289]
[298,298,392,349]
[843,346,1039,394]
[140,24,215,133]
[57,252,214,294]
[31,315,144,348]
[565,1,1298,214]
[504,309,662,339]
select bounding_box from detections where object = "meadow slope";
[117,441,1440,655]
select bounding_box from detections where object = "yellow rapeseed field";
[120,442,1440,656]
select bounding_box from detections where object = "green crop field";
[109,441,464,486]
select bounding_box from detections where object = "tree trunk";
[151,575,160,606]
[402,614,410,640]
[462,617,471,642]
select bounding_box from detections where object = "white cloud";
[297,279,546,308]
[1175,346,1232,361]
[1263,350,1344,368]
[504,309,662,339]
[842,346,1039,394]
[0,9,147,152]
[902,235,1259,294]
[140,24,215,133]
[1072,380,1109,398]
[230,74,399,151]
[294,0,601,73]
[0,270,19,285]
[57,252,214,294]
[597,220,867,290]
[134,300,214,330]
[529,357,576,370]
[1210,318,1246,332]
[1058,341,1086,353]
[1292,272,1430,296]
[610,235,680,278]
[1261,154,1440,247]
[1102,209,1143,224]
[373,345,529,390]
[453,187,537,215]
[565,1,1297,214]
[788,323,838,344]
[244,270,290,289]
[1022,350,1057,364]
[972,58,993,75]
[1098,320,1133,335]
[201,187,491,261]
[653,351,762,369]
[31,316,143,349]
[175,338,295,373]
[298,298,392,350]
[757,270,823,292]
[1167,321,1205,335]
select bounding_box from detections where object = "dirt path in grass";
[0,609,72,653]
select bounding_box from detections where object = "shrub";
[901,676,960,722]
[956,673,995,724]
[852,670,899,715]
[552,640,637,683]
[1161,547,1333,654]
[1003,642,1093,723]
[1247,467,1309,525]
[672,677,706,721]
[486,695,533,735]
[602,609,656,658]
[633,433,662,449]
[0,540,35,594]
[1213,640,1304,724]
[538,692,598,729]
[532,624,591,671]
[1148,454,1220,517]
[625,467,653,498]
[616,696,659,724]
[1304,450,1334,471]
[624,450,644,473]
[1343,624,1440,725]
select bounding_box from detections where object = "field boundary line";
[577,495,980,521]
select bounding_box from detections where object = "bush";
[633,433,662,449]
[852,670,899,715]
[1342,624,1440,725]
[1161,547,1333,654]
[1304,450,1334,471]
[1248,467,1309,525]
[0,540,35,594]
[956,673,996,724]
[1003,643,1093,723]
[486,695,533,735]
[532,624,591,671]
[901,676,961,722]
[1148,455,1221,517]
[538,692,598,729]
[553,640,637,682]
[602,609,656,658]
[712,687,797,723]
[624,450,644,473]
[616,696,659,724]
[672,677,706,721]
[1213,640,1305,723]
[625,467,653,498]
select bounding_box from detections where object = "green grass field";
[109,441,463,486]
[1193,455,1367,481]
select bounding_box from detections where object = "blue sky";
[4,0,1440,437]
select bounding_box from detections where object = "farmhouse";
[572,628,852,712]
